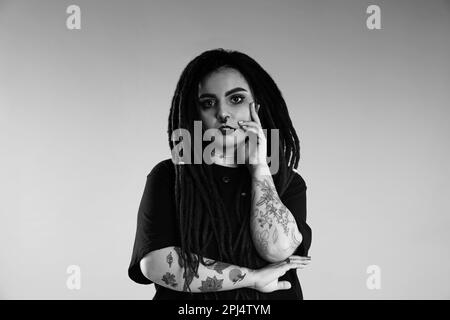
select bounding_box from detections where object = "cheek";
[200,111,215,128]
[233,105,251,121]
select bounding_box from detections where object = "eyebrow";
[198,87,248,99]
[225,87,247,96]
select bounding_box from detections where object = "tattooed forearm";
[203,260,231,274]
[182,268,199,292]
[254,178,294,236]
[173,247,199,291]
[272,228,279,243]
[198,276,224,292]
[229,269,246,284]
[162,272,178,288]
[291,227,302,245]
[173,247,184,268]
[288,228,303,250]
[145,246,253,293]
[166,252,173,267]
[251,175,303,260]
[258,229,269,252]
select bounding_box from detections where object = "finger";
[238,120,260,129]
[249,102,262,126]
[281,263,301,273]
[238,126,260,138]
[243,128,259,136]
[288,257,311,262]
[294,262,310,268]
[284,262,309,272]
[289,255,311,259]
[290,262,310,269]
[238,123,265,140]
[290,260,311,266]
[288,256,311,262]
[290,258,311,263]
[277,281,292,290]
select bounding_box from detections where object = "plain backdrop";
[1,0,449,299]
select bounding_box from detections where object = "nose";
[218,113,230,123]
[217,104,231,123]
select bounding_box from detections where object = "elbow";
[139,252,156,282]
[262,251,287,263]
[261,232,304,263]
[258,243,291,263]
[271,244,295,262]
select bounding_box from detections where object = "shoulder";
[144,159,176,190]
[147,158,175,180]
[282,168,307,198]
[141,159,176,201]
[289,168,307,189]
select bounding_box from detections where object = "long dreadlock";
[167,48,301,300]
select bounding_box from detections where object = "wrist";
[248,163,271,177]
[243,268,257,289]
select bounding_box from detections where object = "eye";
[199,99,216,109]
[230,95,245,105]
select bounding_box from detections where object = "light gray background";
[1,0,449,299]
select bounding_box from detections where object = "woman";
[128,48,312,300]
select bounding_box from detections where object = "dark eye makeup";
[229,94,246,104]
[199,99,216,109]
[198,93,247,109]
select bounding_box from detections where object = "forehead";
[198,68,250,94]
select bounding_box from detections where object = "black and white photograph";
[1,0,449,306]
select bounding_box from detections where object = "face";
[197,67,254,151]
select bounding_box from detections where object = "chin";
[211,134,245,152]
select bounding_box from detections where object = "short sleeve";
[280,170,312,257]
[128,160,181,284]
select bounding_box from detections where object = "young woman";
[128,48,312,300]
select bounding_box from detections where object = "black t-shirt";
[128,159,312,300]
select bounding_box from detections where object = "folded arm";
[140,246,254,293]
[250,165,303,262]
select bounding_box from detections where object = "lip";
[218,125,237,135]
[219,125,237,130]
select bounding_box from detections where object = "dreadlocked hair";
[167,48,301,300]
